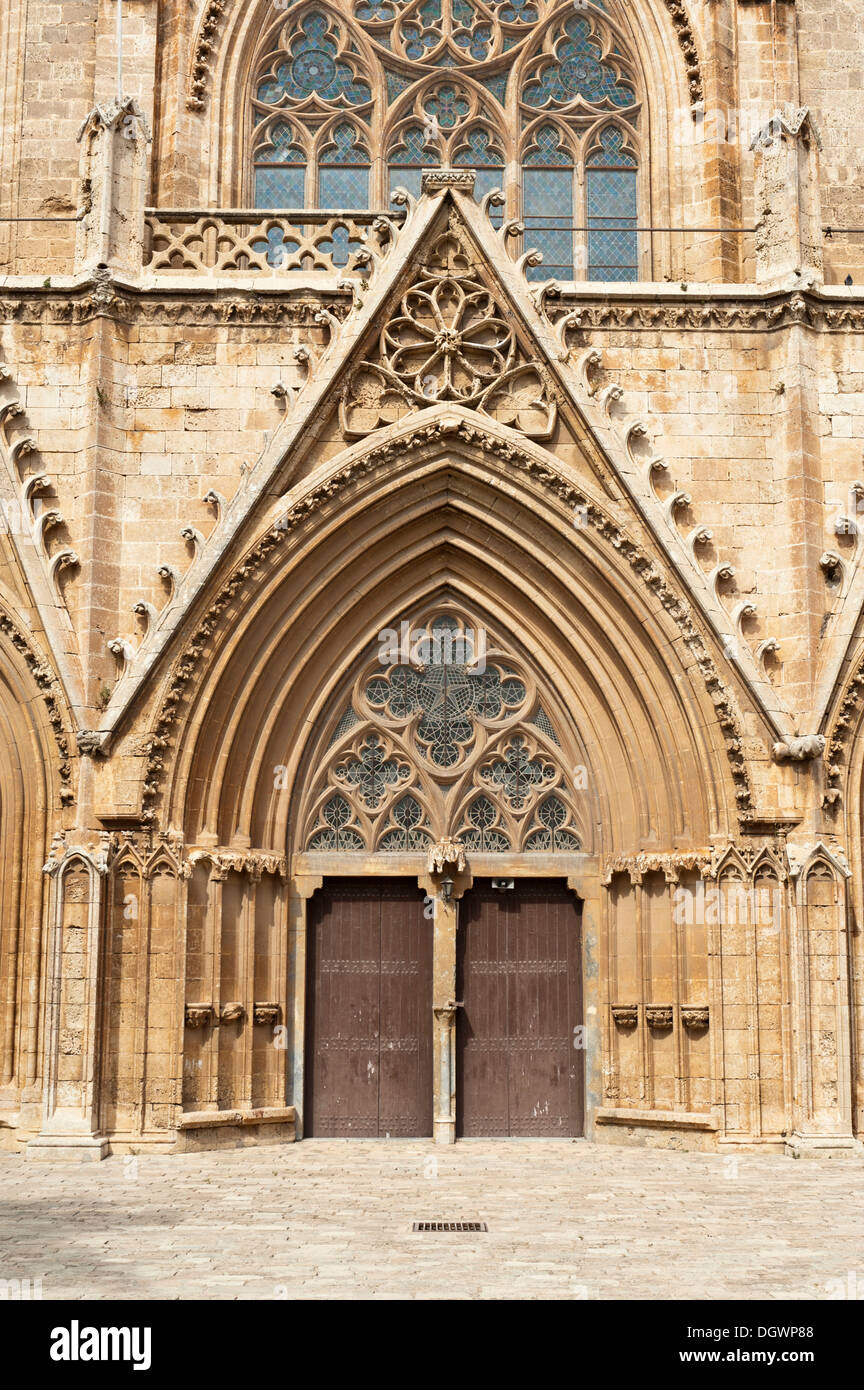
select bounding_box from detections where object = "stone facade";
[2,0,864,1159]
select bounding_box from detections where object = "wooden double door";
[305,877,583,1139]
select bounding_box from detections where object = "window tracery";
[300,611,584,855]
[248,1,642,278]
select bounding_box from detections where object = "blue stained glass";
[495,0,538,21]
[587,124,636,167]
[454,129,505,224]
[453,22,492,61]
[320,122,370,163]
[254,165,306,208]
[523,166,573,282]
[256,12,371,107]
[423,84,470,128]
[586,127,637,280]
[250,224,303,265]
[586,182,637,280]
[389,166,425,199]
[319,166,370,209]
[389,124,439,164]
[524,123,573,167]
[354,0,397,18]
[385,68,414,101]
[255,121,305,164]
[453,128,504,168]
[478,73,508,104]
[523,16,634,110]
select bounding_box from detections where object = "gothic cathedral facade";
[1,0,864,1158]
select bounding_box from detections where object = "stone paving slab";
[1,1140,863,1300]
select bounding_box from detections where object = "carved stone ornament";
[427,837,467,876]
[681,1006,709,1031]
[772,734,825,762]
[76,730,110,757]
[611,1004,638,1028]
[645,1005,674,1029]
[339,223,557,441]
[185,1003,214,1029]
[220,1002,246,1024]
[421,169,477,195]
[603,851,710,886]
[253,1003,281,1026]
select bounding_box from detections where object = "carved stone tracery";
[340,224,557,439]
[300,609,584,854]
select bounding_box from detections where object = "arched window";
[522,124,575,280]
[586,125,638,281]
[250,7,373,208]
[453,127,506,224]
[519,10,640,281]
[245,0,642,269]
[252,118,306,209]
[387,124,440,201]
[318,121,371,209]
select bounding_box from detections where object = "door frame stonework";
[289,853,600,1143]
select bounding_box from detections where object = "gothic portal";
[1,0,864,1158]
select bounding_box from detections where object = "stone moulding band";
[595,1107,718,1131]
[177,1106,295,1130]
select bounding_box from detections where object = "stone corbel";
[645,1005,674,1030]
[681,1006,709,1031]
[611,1004,638,1028]
[76,730,110,757]
[253,1003,280,1026]
[185,1003,214,1029]
[220,1002,245,1024]
[772,735,825,762]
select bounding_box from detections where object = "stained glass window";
[388,124,440,201]
[319,122,371,209]
[586,125,638,280]
[248,0,643,263]
[523,124,574,281]
[253,120,306,209]
[453,127,506,226]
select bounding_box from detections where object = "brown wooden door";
[305,878,432,1137]
[456,879,584,1137]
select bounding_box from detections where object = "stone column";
[289,876,321,1139]
[422,849,470,1145]
[26,842,110,1161]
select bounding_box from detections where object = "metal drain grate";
[412,1221,488,1233]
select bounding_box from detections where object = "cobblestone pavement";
[1,1139,863,1300]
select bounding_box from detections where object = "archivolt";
[0,611,58,1091]
[141,418,747,858]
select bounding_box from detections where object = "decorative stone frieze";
[603,852,711,886]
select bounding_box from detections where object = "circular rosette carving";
[380,274,516,404]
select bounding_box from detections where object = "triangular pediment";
[97,181,793,755]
